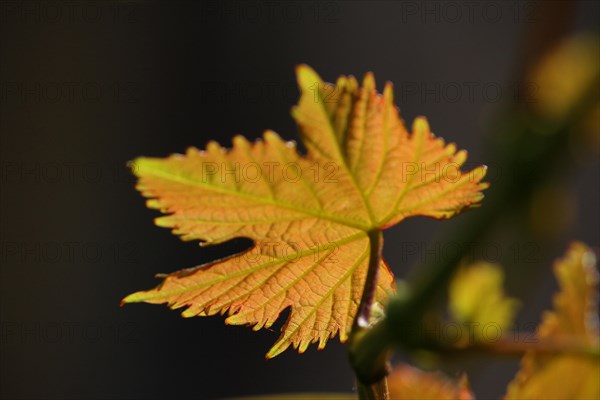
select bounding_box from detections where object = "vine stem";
[350,229,389,400]
[357,377,389,400]
[353,230,384,331]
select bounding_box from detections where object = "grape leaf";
[448,262,520,344]
[122,65,488,357]
[387,363,473,400]
[505,242,600,399]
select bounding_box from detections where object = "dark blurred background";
[1,1,598,399]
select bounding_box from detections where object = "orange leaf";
[122,65,487,357]
[505,242,600,399]
[387,363,473,400]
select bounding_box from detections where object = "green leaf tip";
[295,64,323,91]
